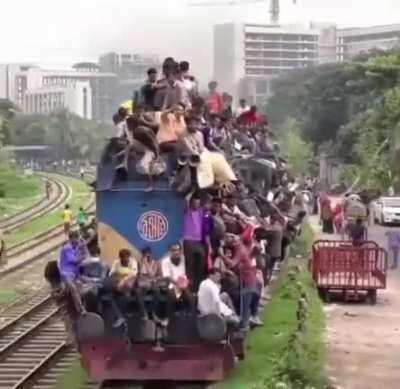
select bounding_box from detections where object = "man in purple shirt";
[58,231,83,282]
[183,193,211,292]
[385,229,400,269]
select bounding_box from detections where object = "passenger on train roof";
[161,243,186,289]
[58,231,84,282]
[198,268,239,325]
[141,67,161,111]
[183,192,210,293]
[44,260,86,345]
[110,249,138,292]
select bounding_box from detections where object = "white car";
[373,197,400,225]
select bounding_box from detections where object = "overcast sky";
[1,0,400,78]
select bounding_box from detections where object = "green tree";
[280,118,313,177]
[7,109,113,161]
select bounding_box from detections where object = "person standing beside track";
[0,228,6,267]
[45,180,52,200]
[62,204,73,236]
[348,218,367,247]
[77,207,88,232]
[385,229,400,269]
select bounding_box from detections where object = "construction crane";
[187,0,298,25]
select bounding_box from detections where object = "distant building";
[99,52,160,102]
[337,23,400,61]
[99,52,160,79]
[213,22,336,105]
[0,63,36,104]
[23,81,92,119]
[12,67,117,122]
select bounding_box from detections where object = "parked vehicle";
[372,197,400,225]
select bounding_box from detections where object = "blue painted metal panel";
[97,189,184,260]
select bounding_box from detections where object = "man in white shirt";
[236,99,250,117]
[198,269,238,324]
[161,244,186,288]
[222,195,257,225]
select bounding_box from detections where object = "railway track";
[0,171,96,388]
[0,174,70,234]
[0,179,95,278]
[0,289,67,389]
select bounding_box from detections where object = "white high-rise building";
[337,23,400,61]
[0,65,117,121]
[214,22,336,105]
[23,81,92,119]
[214,22,400,105]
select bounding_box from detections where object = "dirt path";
[323,224,400,389]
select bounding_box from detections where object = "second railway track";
[0,170,98,388]
[0,288,68,389]
[0,174,70,234]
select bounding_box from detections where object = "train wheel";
[367,290,377,305]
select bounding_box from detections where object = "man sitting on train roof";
[141,67,162,111]
[44,260,87,345]
[110,249,139,292]
[58,231,86,282]
[198,268,240,326]
[161,243,186,289]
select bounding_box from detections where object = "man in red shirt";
[238,105,261,126]
[206,81,224,116]
[223,235,257,331]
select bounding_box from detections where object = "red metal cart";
[311,240,388,304]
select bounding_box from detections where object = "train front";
[77,139,237,385]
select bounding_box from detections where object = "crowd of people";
[45,57,309,344]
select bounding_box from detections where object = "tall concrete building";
[213,22,336,105]
[23,81,92,119]
[3,67,117,121]
[214,22,400,105]
[99,52,160,102]
[337,23,400,61]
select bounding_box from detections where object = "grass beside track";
[5,174,92,246]
[0,167,43,219]
[218,223,327,389]
[57,359,88,389]
[0,288,21,305]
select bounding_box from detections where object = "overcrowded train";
[45,57,309,387]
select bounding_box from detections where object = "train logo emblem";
[137,211,169,242]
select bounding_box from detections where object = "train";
[75,146,252,387]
